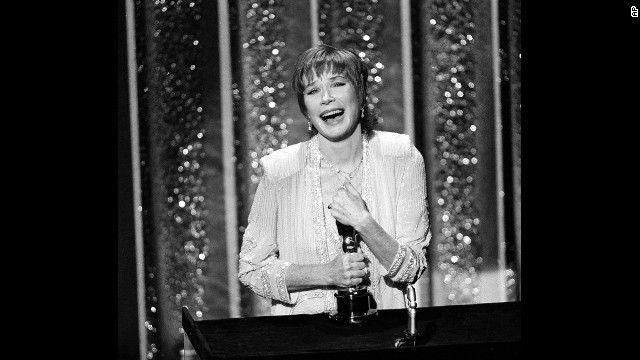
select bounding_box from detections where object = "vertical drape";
[413,0,520,305]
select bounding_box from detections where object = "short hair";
[291,44,378,137]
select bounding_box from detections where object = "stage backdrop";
[125,0,521,359]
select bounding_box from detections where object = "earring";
[308,121,312,131]
[361,108,365,118]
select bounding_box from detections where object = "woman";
[238,44,431,315]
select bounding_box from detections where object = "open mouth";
[320,109,345,122]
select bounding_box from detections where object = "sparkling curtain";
[135,0,210,358]
[424,0,483,305]
[232,0,292,316]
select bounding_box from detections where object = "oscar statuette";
[328,220,378,324]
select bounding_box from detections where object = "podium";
[182,301,521,360]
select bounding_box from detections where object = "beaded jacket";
[238,130,431,315]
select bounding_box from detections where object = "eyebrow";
[303,75,347,89]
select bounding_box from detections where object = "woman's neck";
[318,127,363,171]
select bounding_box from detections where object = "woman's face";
[303,71,360,142]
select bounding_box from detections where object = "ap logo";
[633,6,639,17]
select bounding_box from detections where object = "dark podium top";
[182,301,521,360]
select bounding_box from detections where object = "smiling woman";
[292,45,378,139]
[303,73,360,142]
[237,44,432,316]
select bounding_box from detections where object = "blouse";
[238,130,431,316]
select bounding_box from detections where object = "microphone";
[394,284,421,347]
[407,285,417,335]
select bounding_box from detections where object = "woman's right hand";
[324,251,367,288]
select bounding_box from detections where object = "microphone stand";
[394,284,421,347]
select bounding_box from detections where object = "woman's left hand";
[329,180,370,231]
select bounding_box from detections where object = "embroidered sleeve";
[381,145,432,284]
[237,169,294,304]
